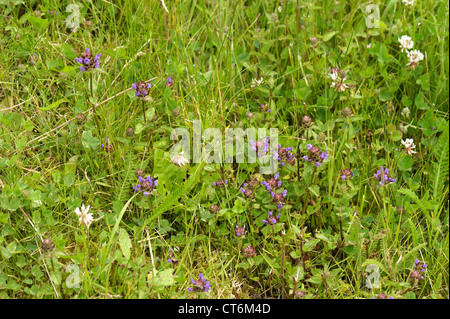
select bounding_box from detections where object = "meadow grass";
[0,0,448,299]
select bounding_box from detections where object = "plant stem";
[142,99,147,123]
[281,230,286,298]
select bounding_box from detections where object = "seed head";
[135,169,145,178]
[126,127,134,137]
[209,204,220,214]
[41,239,55,253]
[243,245,257,258]
[341,107,353,118]
[76,113,86,124]
[301,115,313,129]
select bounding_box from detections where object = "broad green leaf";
[118,228,132,260]
[397,155,413,171]
[38,98,69,111]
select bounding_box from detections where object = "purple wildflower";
[274,144,296,166]
[262,211,281,225]
[249,136,270,157]
[132,81,152,97]
[133,175,158,196]
[341,169,353,180]
[101,138,113,152]
[239,183,254,198]
[374,166,396,186]
[212,179,227,188]
[74,48,101,72]
[165,77,174,87]
[235,225,246,237]
[187,273,211,292]
[304,144,328,167]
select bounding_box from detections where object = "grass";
[0,0,448,299]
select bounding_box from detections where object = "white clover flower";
[398,35,414,53]
[251,77,264,88]
[399,123,408,134]
[402,138,417,155]
[74,204,94,228]
[329,68,349,92]
[401,107,410,118]
[171,151,189,167]
[402,0,415,6]
[406,49,424,69]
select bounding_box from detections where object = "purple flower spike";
[74,47,101,72]
[188,273,211,292]
[374,166,396,186]
[262,211,280,225]
[132,81,151,97]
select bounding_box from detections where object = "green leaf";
[415,91,429,110]
[63,155,78,187]
[293,87,311,101]
[61,43,76,60]
[379,88,394,101]
[405,291,416,299]
[27,16,49,30]
[397,155,413,171]
[151,269,175,287]
[322,31,337,42]
[118,228,132,260]
[202,71,214,83]
[401,95,412,107]
[38,98,69,111]
[81,130,101,149]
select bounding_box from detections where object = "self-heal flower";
[187,273,211,292]
[235,225,246,237]
[243,245,257,258]
[212,179,227,188]
[249,137,270,157]
[398,35,414,53]
[74,204,94,228]
[341,169,353,180]
[133,176,158,196]
[240,183,254,199]
[74,48,101,72]
[101,138,113,152]
[165,77,174,87]
[274,144,295,166]
[271,189,288,208]
[262,211,281,225]
[374,166,396,186]
[132,81,151,97]
[304,144,328,167]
